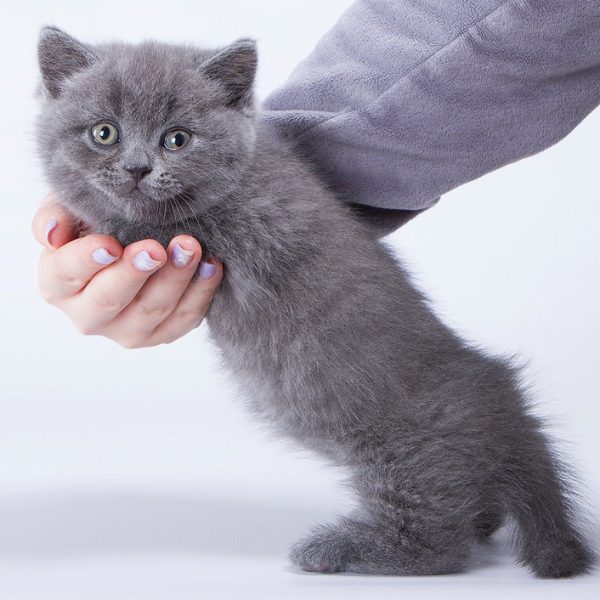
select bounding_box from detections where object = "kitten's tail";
[506,426,595,578]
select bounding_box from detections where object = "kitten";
[36,27,594,577]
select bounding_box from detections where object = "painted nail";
[199,260,216,279]
[92,247,118,265]
[133,250,161,272]
[45,218,58,246]
[171,243,194,268]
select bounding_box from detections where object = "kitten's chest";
[96,219,209,250]
[207,290,314,427]
[210,334,342,458]
[207,290,352,456]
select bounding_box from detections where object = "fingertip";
[212,257,224,278]
[32,195,79,249]
[167,235,202,269]
[45,217,79,249]
[123,239,168,273]
[44,218,59,246]
[212,257,224,276]
[124,239,167,259]
[169,234,201,252]
[83,234,124,266]
[198,258,223,283]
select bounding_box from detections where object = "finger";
[147,258,223,346]
[38,234,124,304]
[106,236,203,337]
[65,239,167,333]
[32,193,80,249]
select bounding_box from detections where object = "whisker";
[177,192,216,261]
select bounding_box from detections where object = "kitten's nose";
[125,165,152,184]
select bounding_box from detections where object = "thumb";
[32,192,81,250]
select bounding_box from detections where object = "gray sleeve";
[262,0,600,222]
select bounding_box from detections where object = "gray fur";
[36,28,594,578]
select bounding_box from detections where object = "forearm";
[263,0,600,217]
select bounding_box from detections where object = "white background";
[0,1,598,598]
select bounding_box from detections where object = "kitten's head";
[36,26,257,226]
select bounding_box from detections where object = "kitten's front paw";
[290,522,358,574]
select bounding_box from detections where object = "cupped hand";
[32,194,223,348]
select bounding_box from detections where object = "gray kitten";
[36,27,594,577]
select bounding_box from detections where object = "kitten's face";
[37,28,257,227]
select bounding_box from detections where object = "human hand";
[32,193,223,348]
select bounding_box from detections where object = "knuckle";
[117,338,144,349]
[73,319,97,336]
[91,291,122,313]
[55,264,83,289]
[156,329,188,345]
[60,273,80,286]
[176,306,205,324]
[113,332,155,349]
[38,285,58,305]
[135,301,172,321]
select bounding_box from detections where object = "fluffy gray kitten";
[36,27,594,578]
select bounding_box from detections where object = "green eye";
[91,123,119,146]
[163,129,191,150]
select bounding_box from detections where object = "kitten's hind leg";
[473,505,505,542]
[290,513,474,575]
[505,428,594,578]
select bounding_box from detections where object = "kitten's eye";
[163,129,191,151]
[91,123,120,146]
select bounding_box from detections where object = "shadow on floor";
[0,487,336,559]
[2,487,585,574]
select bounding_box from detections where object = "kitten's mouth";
[128,185,171,206]
[103,182,182,223]
[126,184,175,205]
[128,186,150,201]
[103,185,159,222]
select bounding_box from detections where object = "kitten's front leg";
[290,515,472,575]
[290,458,479,575]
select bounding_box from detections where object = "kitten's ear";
[201,39,257,109]
[38,26,97,98]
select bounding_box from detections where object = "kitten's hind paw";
[524,535,596,578]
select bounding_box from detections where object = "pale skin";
[32,193,223,348]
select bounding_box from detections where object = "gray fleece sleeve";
[262,0,600,230]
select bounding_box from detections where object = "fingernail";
[199,260,216,279]
[92,247,118,265]
[133,250,161,271]
[171,243,194,268]
[45,218,58,246]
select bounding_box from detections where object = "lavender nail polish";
[45,218,58,246]
[172,243,194,268]
[133,250,161,271]
[92,247,118,265]
[199,260,216,279]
